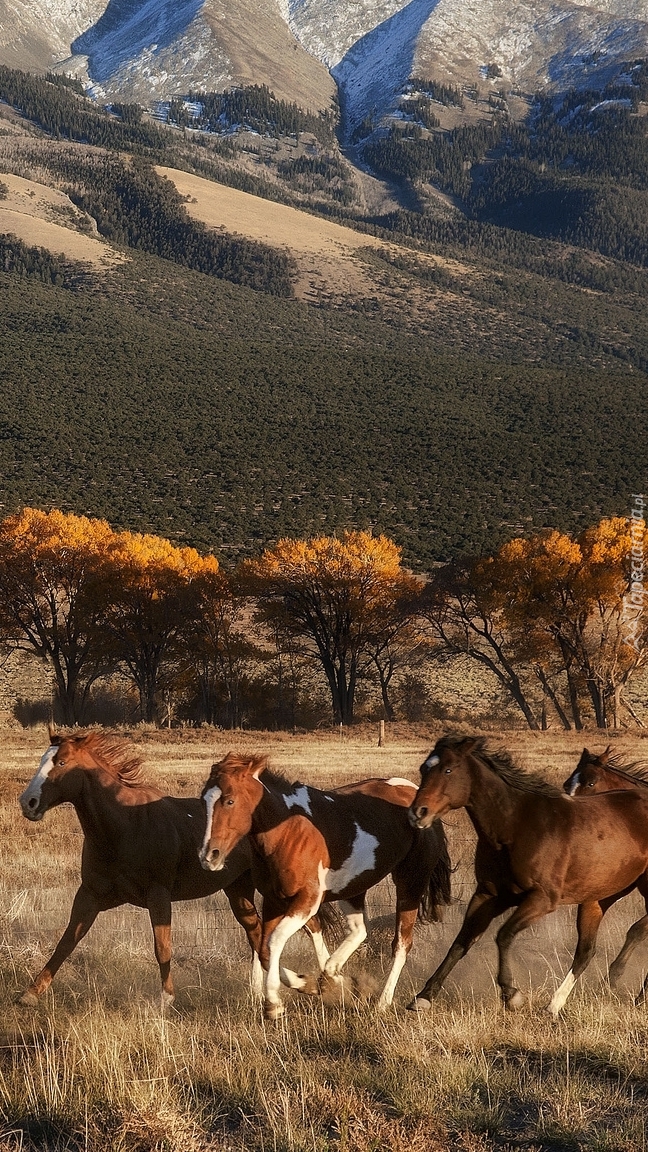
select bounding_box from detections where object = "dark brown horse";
[564,746,648,797]
[563,746,648,1002]
[408,735,648,1016]
[199,754,451,1019]
[18,732,266,1008]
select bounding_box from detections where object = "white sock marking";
[325,901,367,975]
[377,941,408,1009]
[548,969,576,1016]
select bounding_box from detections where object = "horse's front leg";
[409,888,514,1011]
[262,892,321,1020]
[223,872,264,997]
[547,899,603,1018]
[495,888,553,1011]
[19,884,103,1005]
[322,896,367,981]
[147,884,174,1012]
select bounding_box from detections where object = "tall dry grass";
[1,725,648,1150]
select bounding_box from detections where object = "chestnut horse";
[18,733,332,1007]
[563,746,648,1003]
[199,753,451,1020]
[408,735,648,1017]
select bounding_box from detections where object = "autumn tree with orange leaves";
[0,508,118,724]
[242,531,421,725]
[104,532,220,723]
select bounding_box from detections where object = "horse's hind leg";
[18,884,102,1006]
[377,902,418,1011]
[147,884,174,1012]
[495,889,554,1012]
[547,899,603,1018]
[607,876,648,995]
[408,888,514,1011]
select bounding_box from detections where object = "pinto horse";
[199,753,451,1020]
[18,732,268,1008]
[563,746,648,1003]
[408,735,648,1017]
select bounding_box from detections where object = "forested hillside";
[0,68,646,567]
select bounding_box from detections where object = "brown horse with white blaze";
[563,746,648,1003]
[18,731,265,1008]
[200,753,451,1020]
[408,735,648,1017]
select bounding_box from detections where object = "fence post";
[378,719,385,747]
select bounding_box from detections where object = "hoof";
[18,990,39,1007]
[407,996,432,1013]
[264,1001,285,1021]
[296,973,320,996]
[160,991,175,1014]
[504,990,525,1012]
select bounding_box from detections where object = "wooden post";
[378,719,385,747]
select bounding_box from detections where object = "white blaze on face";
[424,754,440,770]
[200,784,222,862]
[19,745,58,818]
[284,785,313,816]
[565,772,581,796]
[323,823,379,895]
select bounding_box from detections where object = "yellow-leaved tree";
[105,530,219,723]
[242,531,421,725]
[498,517,647,729]
[0,508,117,724]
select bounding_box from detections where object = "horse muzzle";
[19,792,46,821]
[200,845,226,872]
[408,805,435,829]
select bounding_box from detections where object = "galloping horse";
[563,746,648,1003]
[199,753,451,1019]
[408,735,648,1017]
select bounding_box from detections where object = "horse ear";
[601,745,612,762]
[48,724,59,745]
[251,757,268,780]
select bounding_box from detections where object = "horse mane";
[212,753,294,790]
[81,733,148,787]
[439,734,562,797]
[598,752,648,787]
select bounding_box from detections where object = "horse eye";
[224,798,234,807]
[445,768,452,775]
[58,759,65,767]
[587,782,594,787]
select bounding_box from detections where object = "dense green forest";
[364,70,648,264]
[0,67,646,565]
[168,84,336,144]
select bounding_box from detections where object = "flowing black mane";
[439,735,562,797]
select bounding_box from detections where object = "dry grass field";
[2,725,648,1151]
[0,173,126,270]
[155,165,473,303]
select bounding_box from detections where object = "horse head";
[19,731,79,820]
[199,752,267,871]
[409,736,477,828]
[563,747,611,796]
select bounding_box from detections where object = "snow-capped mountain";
[2,0,648,122]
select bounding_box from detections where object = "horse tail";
[418,825,452,924]
[316,901,347,944]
